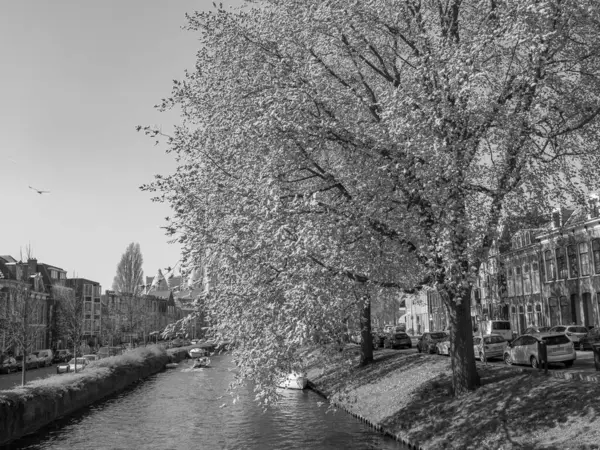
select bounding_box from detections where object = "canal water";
[4,354,407,449]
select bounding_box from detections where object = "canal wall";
[0,346,189,446]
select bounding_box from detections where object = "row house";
[0,257,52,354]
[417,200,600,336]
[475,202,600,335]
[66,278,102,346]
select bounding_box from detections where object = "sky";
[0,0,242,291]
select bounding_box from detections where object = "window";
[515,266,523,296]
[525,232,531,246]
[531,262,540,293]
[507,268,514,297]
[517,235,522,248]
[567,245,579,278]
[60,272,66,280]
[593,240,600,274]
[544,250,556,281]
[50,270,58,279]
[579,242,590,276]
[556,247,568,279]
[523,264,531,295]
[526,304,534,325]
[518,305,525,314]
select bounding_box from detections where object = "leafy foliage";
[143,0,600,399]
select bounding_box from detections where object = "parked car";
[548,325,589,344]
[82,354,99,364]
[57,357,89,374]
[35,349,54,367]
[436,336,451,356]
[15,354,40,370]
[473,334,507,361]
[578,327,600,351]
[523,326,551,335]
[417,332,448,353]
[383,331,412,349]
[504,333,576,368]
[0,355,18,374]
[97,346,123,359]
[477,320,513,342]
[53,349,72,363]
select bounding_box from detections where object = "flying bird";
[29,186,50,195]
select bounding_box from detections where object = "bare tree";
[112,243,144,296]
[1,281,46,385]
[53,285,85,372]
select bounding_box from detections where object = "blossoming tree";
[144,0,600,396]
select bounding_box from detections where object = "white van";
[479,320,512,341]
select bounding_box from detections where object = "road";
[0,364,59,391]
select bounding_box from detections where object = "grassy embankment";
[0,345,167,403]
[305,346,600,450]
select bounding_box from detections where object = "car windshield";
[395,333,408,337]
[569,326,588,333]
[492,322,511,330]
[542,335,571,346]
[484,336,505,344]
[552,326,566,332]
[430,332,446,339]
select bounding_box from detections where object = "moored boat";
[277,372,308,390]
[192,356,211,369]
[189,347,208,359]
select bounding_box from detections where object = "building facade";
[66,278,102,346]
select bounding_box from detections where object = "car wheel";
[564,360,574,368]
[504,353,512,365]
[530,356,539,368]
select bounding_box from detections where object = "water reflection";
[5,355,406,450]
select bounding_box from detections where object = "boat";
[192,356,211,369]
[189,347,208,359]
[277,372,308,390]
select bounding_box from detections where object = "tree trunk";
[359,297,373,366]
[443,287,480,395]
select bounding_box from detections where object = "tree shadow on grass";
[379,365,600,450]
[310,348,450,398]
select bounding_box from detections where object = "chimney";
[588,194,599,219]
[551,209,562,229]
[28,258,38,277]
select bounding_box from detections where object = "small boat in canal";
[192,356,211,369]
[278,372,308,390]
[189,347,209,359]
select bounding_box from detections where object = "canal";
[3,354,407,449]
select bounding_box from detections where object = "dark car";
[579,327,600,351]
[53,349,72,363]
[384,332,412,349]
[0,355,18,374]
[97,346,123,359]
[417,332,448,354]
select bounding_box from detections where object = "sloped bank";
[305,347,600,450]
[0,345,189,446]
